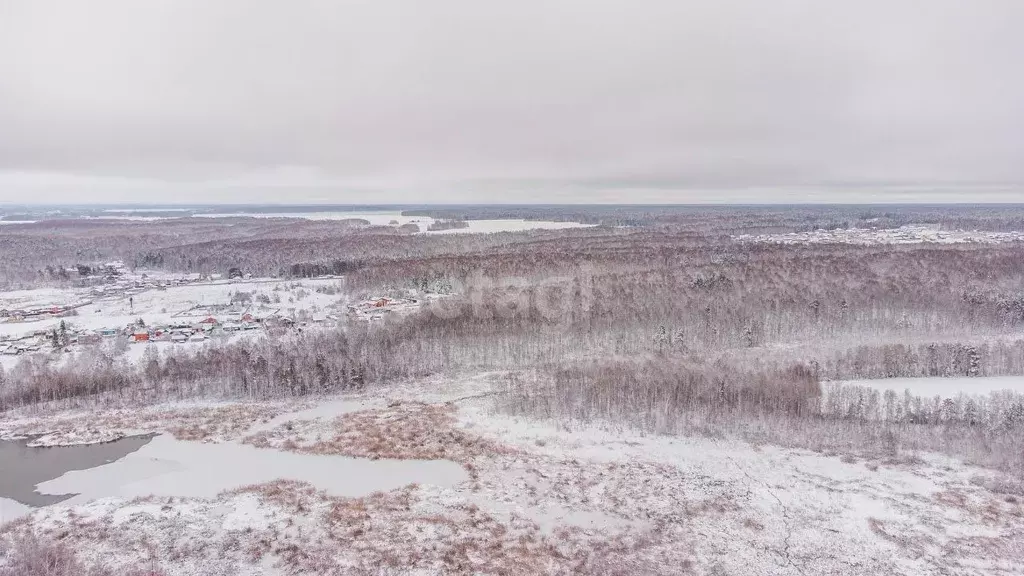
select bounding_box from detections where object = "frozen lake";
[38,434,468,504]
[95,209,594,234]
[838,376,1024,397]
[0,434,154,509]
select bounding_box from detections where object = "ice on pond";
[36,434,468,505]
[0,434,155,508]
[0,497,33,524]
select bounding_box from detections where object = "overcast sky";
[1,0,1023,204]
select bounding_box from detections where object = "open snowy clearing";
[841,376,1024,397]
[2,373,1022,575]
[735,225,1024,245]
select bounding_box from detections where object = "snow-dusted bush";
[0,534,164,576]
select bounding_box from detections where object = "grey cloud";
[1,0,1023,203]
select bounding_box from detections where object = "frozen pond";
[0,434,155,508]
[1,431,468,523]
[37,434,468,505]
[839,376,1024,397]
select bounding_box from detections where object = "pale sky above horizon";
[2,1,1024,204]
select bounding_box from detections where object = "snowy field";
[735,224,1024,245]
[840,376,1024,397]
[1,373,1022,575]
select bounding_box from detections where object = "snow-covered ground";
[2,373,1022,575]
[841,376,1024,397]
[0,276,347,370]
[735,224,1024,245]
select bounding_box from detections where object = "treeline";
[0,218,391,287]
[0,322,445,411]
[822,383,1024,429]
[498,356,1024,473]
[0,216,567,287]
[7,205,1024,289]
[402,204,1024,230]
[815,340,1024,380]
[349,241,1024,356]
[5,240,1024,413]
[426,219,470,231]
[500,357,820,430]
[500,356,1024,433]
[287,260,364,278]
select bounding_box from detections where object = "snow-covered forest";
[2,206,1024,575]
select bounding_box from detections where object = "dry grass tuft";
[244,402,515,465]
[969,474,1024,497]
[1,403,289,445]
[0,533,165,576]
[231,481,690,575]
[162,404,287,442]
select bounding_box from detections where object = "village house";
[193,317,219,332]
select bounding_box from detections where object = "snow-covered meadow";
[735,224,1024,245]
[1,373,1021,575]
[3,206,1024,574]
